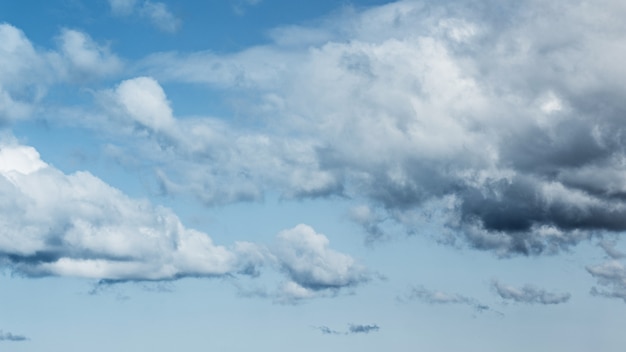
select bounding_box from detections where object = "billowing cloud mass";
[0,138,368,300]
[492,280,571,305]
[114,0,626,257]
[0,330,27,341]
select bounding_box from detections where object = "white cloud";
[57,29,123,80]
[105,77,175,131]
[140,1,181,33]
[0,139,369,301]
[108,0,181,33]
[108,0,138,16]
[274,224,369,290]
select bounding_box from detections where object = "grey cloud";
[0,330,28,341]
[314,324,380,335]
[492,280,571,305]
[587,260,626,303]
[315,326,341,335]
[125,0,626,256]
[348,324,380,334]
[406,286,491,313]
[599,240,626,260]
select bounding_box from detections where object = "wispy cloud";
[403,286,493,314]
[108,0,181,33]
[314,324,380,335]
[587,260,626,303]
[491,280,571,305]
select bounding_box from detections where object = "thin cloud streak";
[491,280,571,305]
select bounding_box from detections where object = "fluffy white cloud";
[274,224,369,297]
[0,140,240,280]
[0,140,369,300]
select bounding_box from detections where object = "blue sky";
[1,0,626,350]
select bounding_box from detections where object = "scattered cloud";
[587,260,626,303]
[56,28,123,81]
[108,0,181,33]
[348,324,379,334]
[231,0,262,16]
[404,285,492,313]
[314,324,380,335]
[315,325,341,335]
[0,330,28,341]
[492,280,571,305]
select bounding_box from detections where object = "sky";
[1,0,626,350]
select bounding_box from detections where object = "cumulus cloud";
[108,0,181,33]
[271,224,370,302]
[0,330,28,341]
[404,285,491,313]
[129,0,626,256]
[0,140,245,280]
[0,139,369,301]
[492,280,571,305]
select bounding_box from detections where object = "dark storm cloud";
[492,280,571,305]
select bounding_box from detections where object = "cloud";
[0,330,28,341]
[405,285,492,313]
[272,224,371,302]
[587,260,626,303]
[491,280,571,305]
[56,29,123,80]
[315,326,341,335]
[314,324,380,335]
[108,0,181,33]
[129,0,626,256]
[0,139,369,301]
[0,24,124,124]
[348,324,379,334]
